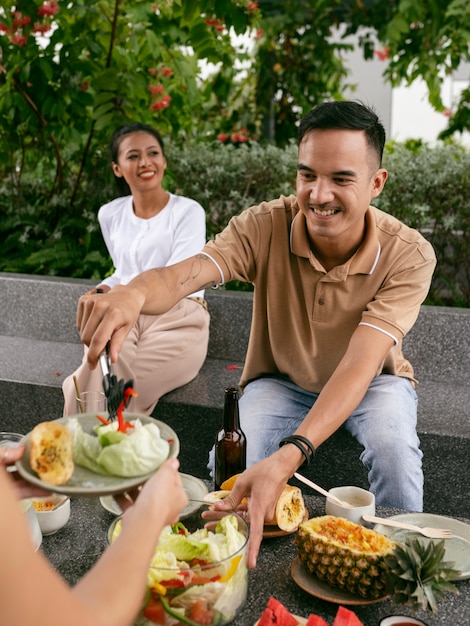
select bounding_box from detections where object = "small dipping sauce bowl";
[325,485,375,525]
[380,616,429,626]
[33,495,71,535]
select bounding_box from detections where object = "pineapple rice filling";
[312,516,395,553]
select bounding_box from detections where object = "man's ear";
[371,168,388,199]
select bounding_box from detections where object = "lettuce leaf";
[69,418,169,477]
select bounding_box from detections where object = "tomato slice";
[143,596,166,624]
[188,598,214,625]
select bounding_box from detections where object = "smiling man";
[77,101,436,568]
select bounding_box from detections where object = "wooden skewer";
[73,376,84,413]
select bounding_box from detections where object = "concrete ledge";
[1,271,469,516]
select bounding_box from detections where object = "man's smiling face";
[296,128,387,255]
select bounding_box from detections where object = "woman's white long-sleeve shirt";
[98,193,206,298]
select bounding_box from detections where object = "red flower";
[33,22,52,34]
[11,33,28,46]
[217,133,229,143]
[148,84,164,95]
[149,95,171,111]
[247,2,259,11]
[0,23,10,34]
[79,82,90,92]
[13,12,31,28]
[150,101,165,111]
[374,47,390,61]
[255,29,264,39]
[160,67,173,77]
[443,108,452,117]
[37,1,60,17]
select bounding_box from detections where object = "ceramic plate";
[291,558,389,606]
[263,509,310,538]
[100,473,208,517]
[204,492,309,538]
[254,616,306,625]
[373,513,470,581]
[16,413,180,497]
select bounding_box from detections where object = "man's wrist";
[279,435,315,466]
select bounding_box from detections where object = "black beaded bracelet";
[279,435,315,466]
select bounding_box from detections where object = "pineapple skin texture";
[295,515,397,600]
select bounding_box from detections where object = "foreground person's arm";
[0,458,188,626]
[217,325,395,568]
[77,254,220,367]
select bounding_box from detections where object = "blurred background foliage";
[1,0,469,305]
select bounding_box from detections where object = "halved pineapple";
[295,515,397,599]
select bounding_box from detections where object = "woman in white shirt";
[63,123,210,415]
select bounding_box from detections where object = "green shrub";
[376,141,470,307]
[0,139,469,306]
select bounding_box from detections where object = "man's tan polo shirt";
[203,195,436,393]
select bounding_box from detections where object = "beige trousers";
[62,298,210,416]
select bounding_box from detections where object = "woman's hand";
[116,459,188,527]
[0,445,51,499]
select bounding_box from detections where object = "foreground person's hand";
[76,285,145,368]
[119,458,188,528]
[0,445,52,499]
[213,449,297,568]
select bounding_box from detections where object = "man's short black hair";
[298,101,386,167]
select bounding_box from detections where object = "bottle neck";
[223,388,240,431]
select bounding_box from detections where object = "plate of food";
[262,507,309,538]
[16,412,179,497]
[291,557,388,606]
[100,472,208,517]
[205,483,308,538]
[373,513,470,581]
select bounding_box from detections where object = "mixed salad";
[111,513,248,625]
[69,416,170,477]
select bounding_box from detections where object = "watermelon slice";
[332,606,364,626]
[306,614,329,626]
[258,597,299,626]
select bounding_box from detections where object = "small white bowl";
[33,495,71,535]
[325,485,375,525]
[380,616,429,626]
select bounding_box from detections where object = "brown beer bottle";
[214,387,246,490]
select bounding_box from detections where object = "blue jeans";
[209,375,423,512]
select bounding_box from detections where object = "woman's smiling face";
[296,128,387,253]
[112,131,167,193]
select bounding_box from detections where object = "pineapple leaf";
[388,537,461,613]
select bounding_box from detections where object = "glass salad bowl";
[108,500,249,625]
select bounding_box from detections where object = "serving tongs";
[99,341,134,421]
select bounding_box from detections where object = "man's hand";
[77,285,145,368]
[213,448,300,568]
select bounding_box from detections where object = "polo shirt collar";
[290,201,381,275]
